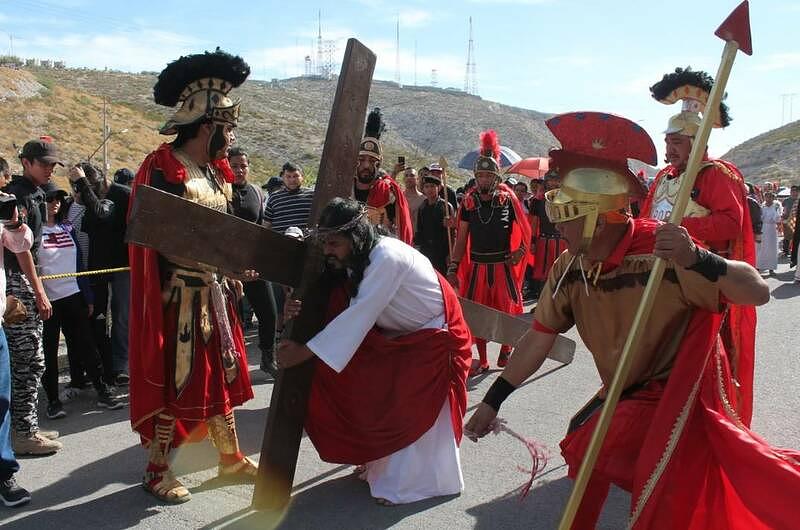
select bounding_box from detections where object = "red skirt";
[533,234,568,281]
[305,274,472,464]
[462,261,523,315]
[139,293,253,447]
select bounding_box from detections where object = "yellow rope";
[39,267,131,281]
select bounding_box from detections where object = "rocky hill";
[6,65,793,188]
[2,66,557,185]
[723,120,800,185]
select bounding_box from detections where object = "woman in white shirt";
[38,183,122,419]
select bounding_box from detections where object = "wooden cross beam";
[126,37,575,512]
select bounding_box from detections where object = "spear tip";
[715,0,752,56]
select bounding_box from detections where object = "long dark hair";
[317,198,380,297]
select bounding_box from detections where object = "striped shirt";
[264,187,314,233]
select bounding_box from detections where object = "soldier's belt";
[470,250,508,263]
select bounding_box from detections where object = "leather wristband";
[482,376,516,413]
[687,247,727,282]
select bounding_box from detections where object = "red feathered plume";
[479,129,500,162]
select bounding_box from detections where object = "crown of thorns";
[311,205,368,237]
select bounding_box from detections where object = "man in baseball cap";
[19,139,64,168]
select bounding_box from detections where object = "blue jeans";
[0,327,19,481]
[110,271,130,374]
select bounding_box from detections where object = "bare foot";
[375,497,396,507]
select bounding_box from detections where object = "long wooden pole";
[439,156,455,260]
[557,38,744,530]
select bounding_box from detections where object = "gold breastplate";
[173,150,231,211]
[650,170,710,222]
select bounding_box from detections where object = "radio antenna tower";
[395,15,401,85]
[464,17,477,95]
[317,10,324,77]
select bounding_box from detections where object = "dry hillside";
[723,120,800,185]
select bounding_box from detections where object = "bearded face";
[475,171,496,194]
[357,155,380,184]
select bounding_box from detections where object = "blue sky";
[0,0,797,163]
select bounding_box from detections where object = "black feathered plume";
[650,67,731,127]
[153,48,250,107]
[364,108,386,139]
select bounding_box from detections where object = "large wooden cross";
[127,39,574,511]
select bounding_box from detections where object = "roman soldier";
[448,130,531,375]
[528,170,568,298]
[128,49,256,503]
[354,108,413,244]
[465,111,800,530]
[639,67,757,425]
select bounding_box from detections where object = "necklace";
[476,197,495,225]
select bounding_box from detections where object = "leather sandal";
[143,470,191,504]
[218,456,258,481]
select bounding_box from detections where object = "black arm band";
[687,247,728,282]
[482,376,516,413]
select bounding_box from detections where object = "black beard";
[357,173,376,185]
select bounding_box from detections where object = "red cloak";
[128,143,253,446]
[558,219,800,529]
[456,183,532,315]
[304,273,472,464]
[640,159,757,426]
[366,175,414,245]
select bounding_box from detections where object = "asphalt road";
[2,262,799,529]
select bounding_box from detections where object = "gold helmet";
[651,67,731,137]
[544,112,657,252]
[154,48,250,135]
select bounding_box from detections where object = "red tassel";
[479,129,501,162]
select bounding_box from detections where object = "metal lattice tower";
[322,40,336,79]
[464,17,477,95]
[431,69,438,88]
[316,10,324,77]
[395,16,401,85]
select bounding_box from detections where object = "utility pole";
[102,97,109,172]
[781,93,799,125]
[395,15,401,86]
[414,39,417,87]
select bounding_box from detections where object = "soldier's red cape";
[455,182,532,314]
[127,143,251,446]
[366,174,414,245]
[557,218,800,529]
[640,159,757,426]
[304,273,472,464]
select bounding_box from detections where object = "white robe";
[306,237,464,503]
[757,203,782,271]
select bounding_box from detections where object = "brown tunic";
[534,228,721,394]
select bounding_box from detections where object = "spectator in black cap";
[68,162,131,387]
[6,139,58,456]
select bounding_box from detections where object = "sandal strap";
[144,470,191,502]
[219,456,258,477]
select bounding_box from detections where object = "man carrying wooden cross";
[128,49,258,504]
[275,197,472,506]
[465,112,800,529]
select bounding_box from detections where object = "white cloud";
[754,52,800,72]
[16,29,205,72]
[543,54,596,68]
[398,9,433,28]
[467,0,553,4]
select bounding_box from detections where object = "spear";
[557,3,752,529]
[439,155,455,260]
